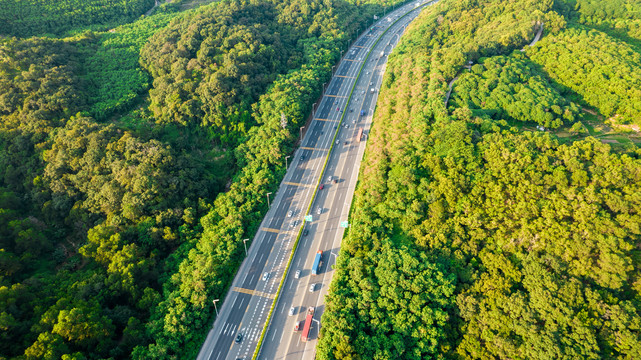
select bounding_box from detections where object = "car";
[361,90,365,94]
[290,221,296,228]
[327,176,333,182]
[336,107,340,111]
[345,141,349,145]
[333,179,338,184]
[262,272,269,281]
[289,306,295,316]
[335,139,339,145]
[350,108,353,112]
[319,184,324,190]
[303,229,308,236]
[366,71,370,74]
[317,207,322,215]
[300,155,305,161]
[295,269,301,278]
[294,320,303,331]
[309,283,316,292]
[235,332,243,343]
[287,210,293,217]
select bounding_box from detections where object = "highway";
[196,2,430,360]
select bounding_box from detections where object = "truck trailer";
[301,307,315,342]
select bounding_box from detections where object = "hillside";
[0,0,404,358]
[317,0,641,359]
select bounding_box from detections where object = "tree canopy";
[318,0,641,359]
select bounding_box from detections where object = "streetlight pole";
[285,155,290,170]
[212,299,219,316]
[266,192,272,208]
[243,238,249,256]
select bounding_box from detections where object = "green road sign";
[305,215,313,222]
[340,221,349,228]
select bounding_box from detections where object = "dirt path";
[145,0,161,16]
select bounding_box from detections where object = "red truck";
[301,306,315,342]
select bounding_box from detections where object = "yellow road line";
[233,287,276,299]
[326,94,347,97]
[314,118,338,122]
[354,45,364,48]
[343,59,358,62]
[284,181,312,188]
[335,76,354,79]
[233,287,254,296]
[262,227,280,234]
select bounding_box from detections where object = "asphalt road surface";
[196,2,431,360]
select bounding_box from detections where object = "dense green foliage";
[318,0,641,359]
[0,0,405,358]
[139,0,379,144]
[557,0,641,42]
[84,12,178,120]
[528,27,641,124]
[451,54,580,128]
[0,0,155,37]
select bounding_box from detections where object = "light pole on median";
[266,192,272,208]
[212,299,219,316]
[243,238,249,256]
[285,155,290,170]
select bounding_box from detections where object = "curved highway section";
[196,2,431,360]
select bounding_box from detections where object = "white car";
[309,283,316,292]
[327,176,333,182]
[262,272,269,281]
[294,269,301,279]
[317,207,322,215]
[287,210,293,217]
[289,306,295,316]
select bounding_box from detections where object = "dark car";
[303,229,308,236]
[300,155,305,161]
[235,332,243,343]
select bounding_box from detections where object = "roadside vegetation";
[0,0,407,358]
[317,0,641,358]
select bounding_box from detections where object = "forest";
[0,0,405,358]
[0,0,155,37]
[318,0,641,359]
